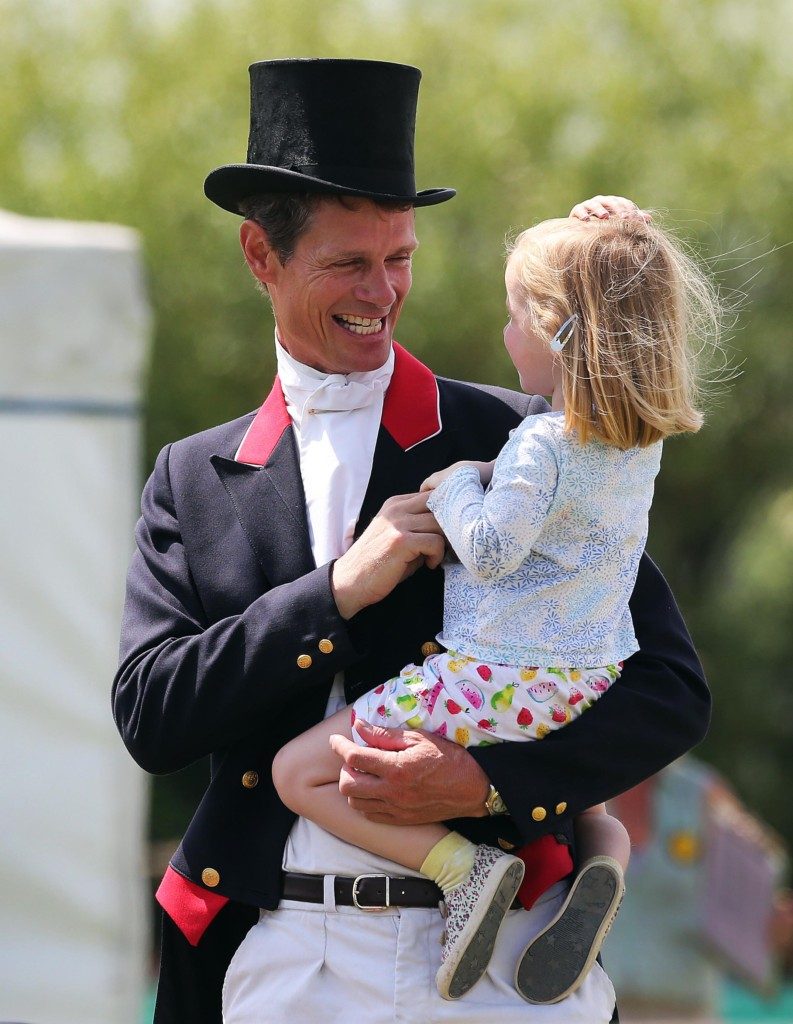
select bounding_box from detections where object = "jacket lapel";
[211,380,314,586]
[356,344,450,533]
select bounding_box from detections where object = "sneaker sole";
[440,859,525,1001]
[514,856,625,1004]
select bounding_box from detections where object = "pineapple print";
[569,669,582,682]
[536,723,551,739]
[519,667,538,682]
[455,727,470,746]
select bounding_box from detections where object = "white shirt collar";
[275,332,395,409]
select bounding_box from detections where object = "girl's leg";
[574,803,631,871]
[272,706,525,1001]
[515,803,627,1005]
[272,708,449,870]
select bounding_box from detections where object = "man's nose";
[355,265,397,308]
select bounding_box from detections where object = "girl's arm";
[425,423,558,582]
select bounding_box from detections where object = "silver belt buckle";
[351,873,390,912]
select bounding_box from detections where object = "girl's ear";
[240,219,279,287]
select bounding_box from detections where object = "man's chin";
[332,331,393,373]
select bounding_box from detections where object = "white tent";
[0,210,151,1024]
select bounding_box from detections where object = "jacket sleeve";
[112,444,360,775]
[468,552,711,840]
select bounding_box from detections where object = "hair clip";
[550,314,577,352]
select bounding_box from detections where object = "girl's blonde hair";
[507,217,721,448]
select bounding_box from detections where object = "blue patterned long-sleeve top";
[426,411,663,667]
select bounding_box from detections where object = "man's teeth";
[336,315,383,335]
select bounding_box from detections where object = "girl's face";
[503,262,557,397]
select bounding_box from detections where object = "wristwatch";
[485,784,508,816]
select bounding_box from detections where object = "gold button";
[421,641,441,657]
[296,654,312,669]
[531,806,547,822]
[497,838,517,851]
[318,639,334,655]
[242,771,259,789]
[201,867,220,888]
[555,802,568,815]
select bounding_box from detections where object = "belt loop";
[323,874,337,912]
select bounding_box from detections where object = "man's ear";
[240,219,280,287]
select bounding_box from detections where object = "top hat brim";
[204,164,456,215]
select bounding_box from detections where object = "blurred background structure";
[1,0,792,1020]
[0,211,150,1020]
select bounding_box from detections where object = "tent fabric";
[0,210,151,1024]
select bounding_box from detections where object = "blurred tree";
[2,0,791,846]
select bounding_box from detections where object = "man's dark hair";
[238,193,414,266]
[238,193,322,264]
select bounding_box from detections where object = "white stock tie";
[303,375,387,416]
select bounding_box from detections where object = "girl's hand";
[570,195,652,223]
[420,460,494,492]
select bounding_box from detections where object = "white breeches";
[222,878,616,1023]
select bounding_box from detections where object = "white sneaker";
[514,855,625,1004]
[436,844,525,1000]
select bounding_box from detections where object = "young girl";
[273,213,715,1004]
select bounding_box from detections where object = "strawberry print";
[478,718,498,732]
[374,684,385,695]
[568,688,584,706]
[476,665,493,682]
[517,707,533,729]
[445,698,463,715]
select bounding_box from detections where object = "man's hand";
[331,492,445,620]
[421,460,494,493]
[570,195,652,223]
[329,721,491,824]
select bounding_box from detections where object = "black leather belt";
[281,871,443,911]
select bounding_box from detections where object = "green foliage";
[3,0,792,844]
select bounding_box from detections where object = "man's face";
[260,198,418,374]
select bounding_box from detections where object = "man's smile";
[333,314,386,336]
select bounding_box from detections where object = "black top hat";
[204,59,456,214]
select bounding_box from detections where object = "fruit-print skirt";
[350,652,621,748]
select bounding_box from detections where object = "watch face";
[487,787,507,815]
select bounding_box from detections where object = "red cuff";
[515,834,574,910]
[156,865,230,946]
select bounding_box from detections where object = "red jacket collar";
[235,342,441,466]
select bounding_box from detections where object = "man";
[113,60,709,1022]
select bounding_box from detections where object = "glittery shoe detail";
[435,844,525,1000]
[515,855,625,1004]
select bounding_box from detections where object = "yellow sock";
[420,832,477,895]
